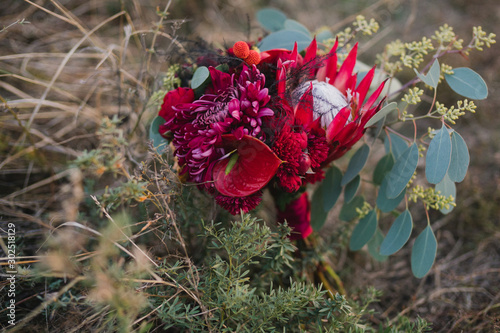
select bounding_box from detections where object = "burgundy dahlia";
[161,65,274,189]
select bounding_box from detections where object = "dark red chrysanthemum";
[215,190,263,215]
[272,125,304,193]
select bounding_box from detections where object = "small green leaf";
[368,228,389,262]
[339,196,365,222]
[379,210,413,255]
[225,153,239,175]
[436,173,456,214]
[344,175,360,203]
[284,19,311,36]
[149,116,167,152]
[445,67,488,100]
[256,8,287,32]
[349,210,378,251]
[373,153,395,186]
[386,143,419,199]
[258,30,313,52]
[322,166,343,212]
[376,177,406,213]
[341,144,370,186]
[384,133,408,160]
[411,225,437,278]
[426,124,452,184]
[448,131,469,182]
[414,59,440,88]
[365,102,398,128]
[311,185,328,231]
[191,66,210,90]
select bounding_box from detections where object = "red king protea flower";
[290,38,387,164]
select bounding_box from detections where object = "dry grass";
[1,0,499,332]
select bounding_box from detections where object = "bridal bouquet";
[153,9,493,277]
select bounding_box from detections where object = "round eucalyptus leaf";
[349,210,377,251]
[379,210,413,256]
[373,153,395,186]
[339,196,365,222]
[376,176,406,213]
[284,19,311,36]
[436,173,456,215]
[368,228,389,262]
[448,131,469,182]
[191,66,210,90]
[344,175,361,203]
[311,185,328,231]
[386,143,419,199]
[258,30,313,52]
[384,133,408,160]
[322,166,343,212]
[256,8,287,32]
[341,144,370,186]
[149,116,167,152]
[411,225,437,278]
[426,124,452,184]
[445,67,488,100]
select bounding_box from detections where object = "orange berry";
[244,50,261,66]
[233,41,250,59]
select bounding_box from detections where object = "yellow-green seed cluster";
[401,87,424,105]
[436,100,477,124]
[356,201,373,219]
[408,185,456,211]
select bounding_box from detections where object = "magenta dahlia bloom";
[160,65,274,194]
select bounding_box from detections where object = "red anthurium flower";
[213,134,282,197]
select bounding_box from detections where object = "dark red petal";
[361,79,387,114]
[325,38,339,84]
[277,59,286,100]
[356,66,376,108]
[213,135,282,197]
[290,42,299,68]
[326,106,351,142]
[304,37,318,77]
[294,82,314,126]
[333,42,358,94]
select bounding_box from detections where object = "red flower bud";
[297,153,312,175]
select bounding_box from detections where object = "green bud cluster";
[353,15,379,36]
[401,87,424,105]
[356,201,373,219]
[409,185,456,211]
[436,99,476,124]
[432,24,463,50]
[471,26,496,51]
